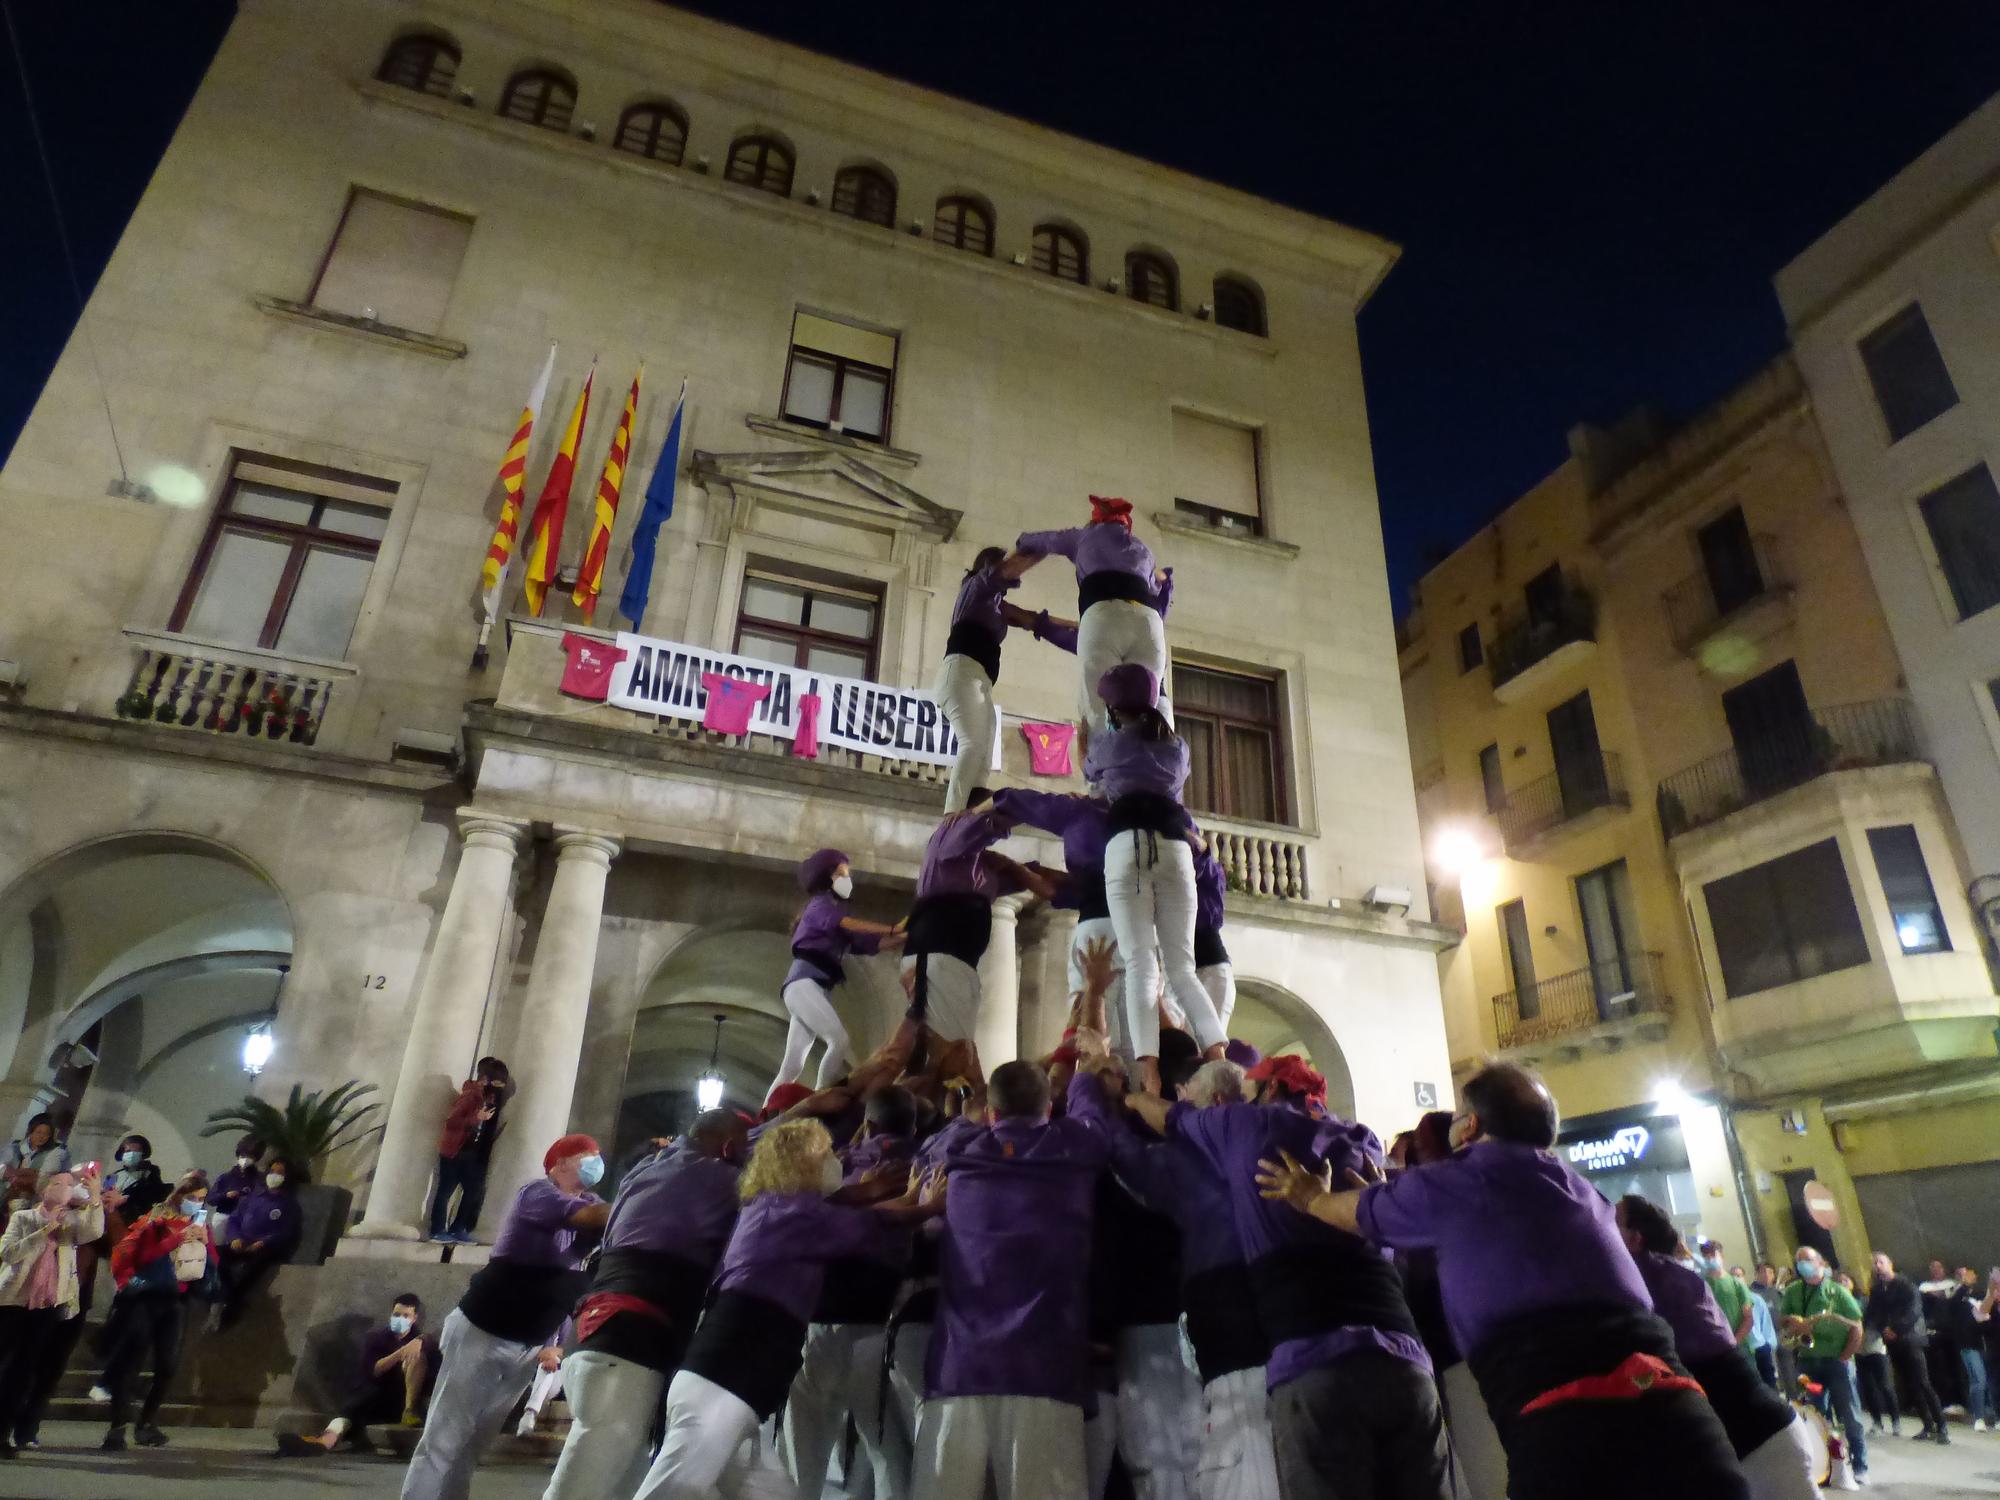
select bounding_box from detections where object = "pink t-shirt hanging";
[701,672,772,735]
[559,633,628,701]
[1021,721,1076,777]
[793,693,822,759]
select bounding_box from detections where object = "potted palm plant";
[201,1081,382,1263]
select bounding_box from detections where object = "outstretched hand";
[1255,1149,1332,1214]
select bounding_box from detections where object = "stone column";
[348,815,526,1241]
[487,830,621,1213]
[976,895,1030,1070]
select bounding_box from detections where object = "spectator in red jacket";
[97,1171,211,1451]
[429,1058,510,1245]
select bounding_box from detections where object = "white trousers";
[783,1323,908,1500]
[1740,1413,1822,1500]
[915,1393,1087,1500]
[637,1368,798,1500]
[1104,833,1227,1054]
[1068,916,1126,1050]
[401,1308,539,1500]
[1438,1360,1507,1500]
[885,1321,931,1461]
[1077,600,1168,735]
[898,952,981,1042]
[543,1350,665,1500]
[1118,1324,1201,1500]
[934,653,997,816]
[772,977,852,1095]
[1198,1366,1281,1500]
[1199,963,1235,1033]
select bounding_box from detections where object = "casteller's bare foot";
[1139,1056,1163,1095]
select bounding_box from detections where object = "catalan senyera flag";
[521,360,596,617]
[477,344,556,627]
[570,366,641,623]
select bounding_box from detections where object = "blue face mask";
[577,1154,605,1188]
[389,1314,413,1336]
[1796,1258,1823,1282]
[120,1150,143,1169]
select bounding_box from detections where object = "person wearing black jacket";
[1944,1267,1993,1431]
[1865,1252,1949,1443]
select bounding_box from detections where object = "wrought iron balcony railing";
[1492,951,1668,1051]
[1655,699,1922,838]
[1497,751,1630,850]
[1660,535,1790,653]
[1488,585,1597,691]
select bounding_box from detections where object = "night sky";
[6,2,2000,609]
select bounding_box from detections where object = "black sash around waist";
[1248,1241,1419,1351]
[812,1256,905,1326]
[1467,1301,1687,1433]
[1194,925,1229,969]
[680,1289,810,1420]
[458,1258,590,1347]
[1184,1262,1270,1383]
[1079,571,1154,611]
[573,1246,712,1368]
[944,620,1003,684]
[1687,1348,1795,1457]
[789,947,842,989]
[905,893,992,967]
[1108,792,1188,838]
[1074,866,1110,921]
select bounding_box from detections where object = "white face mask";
[820,1156,844,1196]
[265,1173,286,1189]
[237,1157,255,1170]
[70,1185,90,1205]
[831,874,854,900]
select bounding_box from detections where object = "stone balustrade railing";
[1207,824,1310,901]
[114,640,342,747]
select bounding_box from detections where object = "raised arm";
[1033,611,1079,654]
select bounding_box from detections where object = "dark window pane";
[1127,253,1176,309]
[1918,465,2000,621]
[1182,717,1218,814]
[1213,278,1265,336]
[932,197,992,255]
[727,137,793,196]
[1478,743,1505,814]
[1867,824,1950,955]
[832,168,896,227]
[1457,623,1483,672]
[1704,838,1871,998]
[1859,304,1959,443]
[614,104,686,165]
[377,37,458,97]
[1697,506,1764,616]
[1499,900,1538,1014]
[500,71,574,131]
[1032,226,1086,284]
[1223,724,1278,822]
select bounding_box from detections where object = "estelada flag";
[570,366,640,624]
[522,361,595,617]
[476,343,556,627]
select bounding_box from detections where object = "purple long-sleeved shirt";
[1084,726,1190,804]
[992,791,1110,884]
[602,1144,739,1267]
[917,808,1017,899]
[1170,1100,1428,1388]
[211,1164,261,1219]
[1016,524,1167,601]
[1635,1251,1738,1365]
[950,564,1019,637]
[841,1130,915,1186]
[228,1187,301,1258]
[786,893,885,988]
[926,1076,1111,1406]
[1355,1139,1654,1362]
[711,1190,904,1325]
[1193,845,1226,932]
[489,1177,597,1269]
[1069,1078,1240,1277]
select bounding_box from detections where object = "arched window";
[831,165,897,228]
[376,33,460,98]
[1126,251,1177,310]
[1031,223,1087,285]
[1212,275,1267,337]
[726,133,795,197]
[499,68,576,132]
[932,195,993,256]
[613,101,688,165]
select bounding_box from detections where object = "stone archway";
[1230,977,1356,1121]
[0,833,294,1176]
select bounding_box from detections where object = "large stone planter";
[290,1182,353,1264]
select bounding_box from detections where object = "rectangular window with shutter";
[307,188,473,335]
[1173,662,1286,823]
[1702,838,1871,998]
[171,454,396,661]
[1172,409,1263,537]
[782,311,898,443]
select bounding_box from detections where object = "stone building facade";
[0,0,1449,1312]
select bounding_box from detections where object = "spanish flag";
[522,361,595,617]
[477,343,556,630]
[570,366,640,623]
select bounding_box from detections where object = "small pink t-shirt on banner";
[1021,721,1076,777]
[560,633,629,701]
[793,693,822,759]
[701,672,773,735]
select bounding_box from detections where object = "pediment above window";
[692,448,961,542]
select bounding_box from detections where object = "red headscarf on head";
[1088,495,1133,529]
[1246,1054,1327,1108]
[543,1133,600,1173]
[761,1082,814,1121]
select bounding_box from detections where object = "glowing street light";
[241,1023,275,1077]
[1652,1077,1692,1117]
[695,1014,726,1111]
[1432,825,1488,878]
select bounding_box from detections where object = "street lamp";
[1431,824,1488,878]
[241,1022,274,1078]
[695,1014,726,1112]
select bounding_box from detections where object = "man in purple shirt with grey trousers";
[1258,1063,1750,1500]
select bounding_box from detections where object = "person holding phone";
[0,1163,106,1458]
[98,1171,210,1450]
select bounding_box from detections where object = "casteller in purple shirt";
[710,1189,907,1327]
[788,891,886,989]
[1354,1139,1653,1362]
[1084,724,1190,804]
[1016,523,1161,590]
[227,1185,301,1258]
[916,806,1020,900]
[1633,1251,1739,1366]
[602,1142,740,1263]
[489,1176,599,1270]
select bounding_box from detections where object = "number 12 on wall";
[360,974,387,989]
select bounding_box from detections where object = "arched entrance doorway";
[0,835,293,1178]
[1230,978,1356,1121]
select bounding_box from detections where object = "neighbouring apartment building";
[1401,350,2000,1274]
[0,0,1450,1413]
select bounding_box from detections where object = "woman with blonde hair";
[634,1119,944,1499]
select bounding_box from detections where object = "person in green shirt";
[1699,1239,1755,1359]
[1780,1246,1867,1483]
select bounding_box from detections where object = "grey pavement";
[8,1419,2000,1498]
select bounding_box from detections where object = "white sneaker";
[1827,1455,1861,1492]
[88,1385,111,1404]
[1977,1419,1989,1432]
[514,1412,537,1438]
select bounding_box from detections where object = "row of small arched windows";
[377,33,1268,336]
